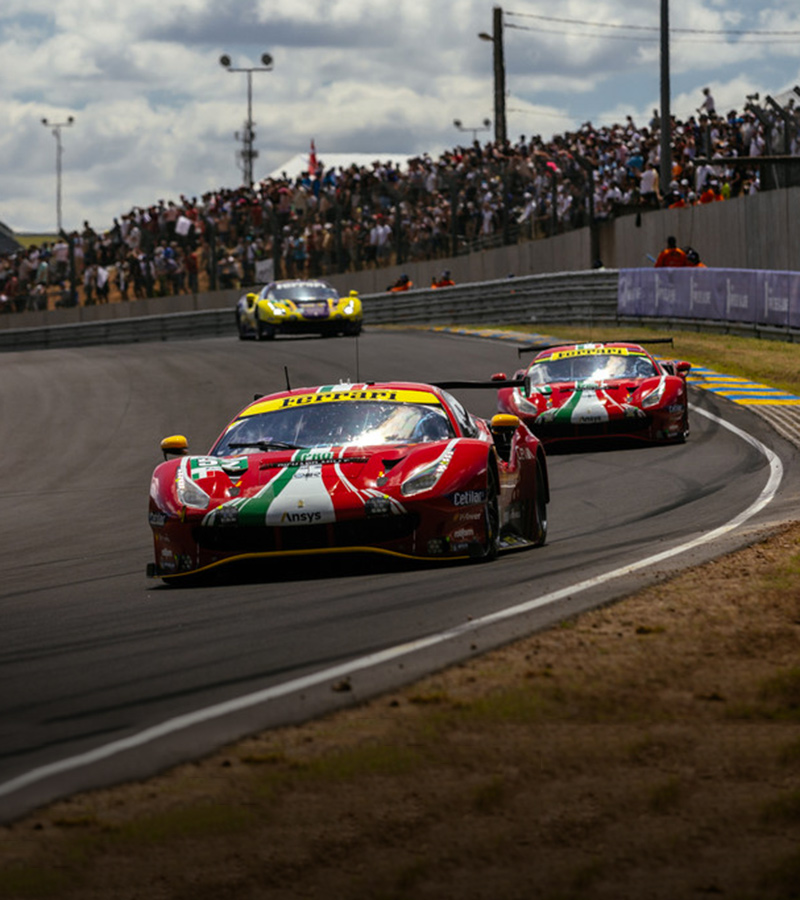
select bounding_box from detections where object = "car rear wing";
[436,378,525,389]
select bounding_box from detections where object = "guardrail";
[0,271,619,352]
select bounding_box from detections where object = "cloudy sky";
[2,0,799,234]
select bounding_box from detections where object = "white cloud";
[2,0,800,232]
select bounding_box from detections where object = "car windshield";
[527,352,658,384]
[266,282,338,302]
[212,401,455,455]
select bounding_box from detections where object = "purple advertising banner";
[760,272,790,327]
[618,268,800,328]
[688,269,726,320]
[722,269,758,323]
[790,276,800,330]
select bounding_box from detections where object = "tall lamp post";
[478,6,507,145]
[41,116,74,233]
[453,118,492,143]
[219,53,274,188]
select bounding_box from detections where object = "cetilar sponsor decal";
[452,489,486,506]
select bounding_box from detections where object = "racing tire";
[346,323,362,337]
[256,320,276,341]
[235,312,247,340]
[531,464,548,547]
[478,462,500,562]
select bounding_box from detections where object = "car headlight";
[176,466,211,509]
[401,466,439,496]
[401,448,454,497]
[267,302,287,316]
[640,379,666,409]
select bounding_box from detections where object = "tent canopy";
[267,152,410,182]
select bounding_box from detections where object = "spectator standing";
[83,263,97,304]
[654,235,688,268]
[52,237,69,282]
[698,87,716,118]
[369,216,392,267]
[185,247,199,293]
[95,263,110,303]
[639,161,662,208]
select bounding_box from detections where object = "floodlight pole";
[453,118,492,143]
[41,116,75,233]
[220,53,274,188]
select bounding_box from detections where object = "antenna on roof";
[355,333,361,383]
[284,366,291,392]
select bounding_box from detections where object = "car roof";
[533,341,653,360]
[237,382,450,419]
[267,279,334,289]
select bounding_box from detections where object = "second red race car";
[494,341,691,447]
[148,381,549,582]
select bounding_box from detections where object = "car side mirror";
[676,360,691,376]
[246,292,258,308]
[161,434,188,459]
[490,414,520,433]
[490,414,519,463]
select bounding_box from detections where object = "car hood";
[520,378,663,420]
[153,441,463,526]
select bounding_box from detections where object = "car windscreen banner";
[618,268,800,328]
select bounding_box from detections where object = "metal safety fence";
[0,270,619,352]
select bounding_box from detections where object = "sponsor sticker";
[189,456,248,480]
[547,347,631,360]
[243,389,442,416]
[294,465,323,479]
[280,510,324,524]
[455,510,482,523]
[451,489,486,507]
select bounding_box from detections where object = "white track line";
[0,405,783,803]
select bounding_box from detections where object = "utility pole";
[479,7,507,146]
[659,0,671,203]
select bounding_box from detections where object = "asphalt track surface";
[2,328,799,822]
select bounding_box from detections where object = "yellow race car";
[236,279,362,340]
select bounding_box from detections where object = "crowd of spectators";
[2,86,798,313]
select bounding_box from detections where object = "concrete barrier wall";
[606,187,800,271]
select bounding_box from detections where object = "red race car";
[148,381,549,582]
[494,341,691,447]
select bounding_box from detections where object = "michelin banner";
[618,268,800,328]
